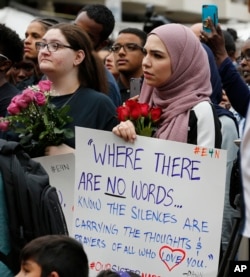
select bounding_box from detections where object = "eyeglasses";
[35,42,74,52]
[236,50,250,63]
[0,53,9,61]
[111,43,145,53]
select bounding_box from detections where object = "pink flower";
[11,95,20,104]
[34,92,46,106]
[0,119,9,131]
[11,94,29,109]
[11,91,34,110]
[1,81,73,156]
[21,89,35,103]
[37,80,52,93]
[7,102,21,115]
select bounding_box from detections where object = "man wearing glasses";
[111,28,147,103]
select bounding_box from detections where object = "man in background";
[111,28,147,103]
[74,4,121,107]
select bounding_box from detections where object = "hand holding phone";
[202,5,218,33]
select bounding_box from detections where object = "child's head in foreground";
[96,269,141,277]
[15,235,89,277]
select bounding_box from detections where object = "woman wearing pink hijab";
[113,23,221,148]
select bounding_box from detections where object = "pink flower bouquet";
[0,80,73,156]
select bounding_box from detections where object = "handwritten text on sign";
[73,127,226,277]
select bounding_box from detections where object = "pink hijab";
[139,23,212,143]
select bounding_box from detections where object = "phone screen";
[130,78,142,97]
[202,5,218,33]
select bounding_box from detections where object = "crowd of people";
[0,2,250,277]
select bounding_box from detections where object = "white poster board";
[34,153,75,235]
[73,127,227,277]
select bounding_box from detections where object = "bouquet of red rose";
[116,99,162,137]
[0,80,74,157]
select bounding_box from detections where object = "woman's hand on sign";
[112,120,137,143]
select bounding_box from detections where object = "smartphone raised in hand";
[202,4,218,33]
[130,77,142,98]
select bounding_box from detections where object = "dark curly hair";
[118,28,147,47]
[20,235,89,277]
[0,23,23,63]
[77,4,115,42]
[96,269,141,277]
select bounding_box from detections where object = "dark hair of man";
[50,23,108,93]
[0,23,23,63]
[222,30,236,57]
[226,27,238,42]
[20,235,89,277]
[118,28,147,47]
[31,17,60,33]
[96,269,141,277]
[78,4,115,42]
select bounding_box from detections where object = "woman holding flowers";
[37,23,118,156]
[113,23,222,148]
[0,23,118,157]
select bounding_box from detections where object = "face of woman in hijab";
[142,34,172,87]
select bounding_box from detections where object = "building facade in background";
[1,0,250,39]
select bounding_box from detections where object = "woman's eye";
[154,53,162,59]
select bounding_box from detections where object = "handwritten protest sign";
[34,153,75,235]
[73,127,227,277]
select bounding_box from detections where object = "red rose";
[116,101,162,137]
[116,105,130,121]
[140,103,150,117]
[124,99,138,111]
[150,107,162,122]
[129,102,142,120]
[123,100,142,120]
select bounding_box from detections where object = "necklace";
[50,86,80,106]
[62,92,78,107]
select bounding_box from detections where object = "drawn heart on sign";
[159,245,186,271]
